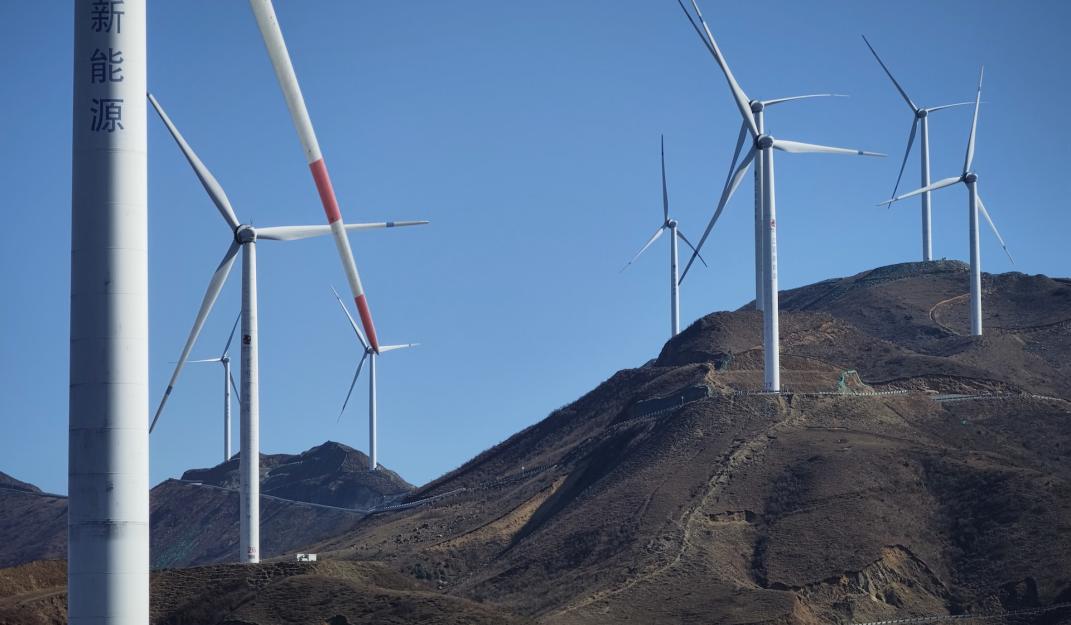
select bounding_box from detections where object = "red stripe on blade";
[309,159,342,224]
[355,294,380,353]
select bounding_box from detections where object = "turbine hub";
[756,134,774,149]
[235,225,256,244]
[917,108,928,119]
[964,172,978,183]
[221,355,229,364]
[750,100,764,113]
[667,219,678,228]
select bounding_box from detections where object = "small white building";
[296,553,318,562]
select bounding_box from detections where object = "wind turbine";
[674,22,851,312]
[675,0,884,391]
[249,0,383,353]
[331,288,417,472]
[147,93,428,563]
[187,313,243,462]
[880,68,1012,336]
[862,35,974,261]
[621,136,707,337]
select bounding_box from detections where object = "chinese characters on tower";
[88,1,125,133]
[91,98,124,132]
[90,0,123,34]
[90,48,123,83]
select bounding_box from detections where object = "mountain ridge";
[0,440,412,570]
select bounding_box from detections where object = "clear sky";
[2,1,1068,495]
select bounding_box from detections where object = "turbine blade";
[680,148,756,284]
[230,370,242,406]
[925,101,974,114]
[249,0,381,353]
[677,0,758,136]
[977,194,1014,263]
[331,286,370,351]
[147,94,241,230]
[150,241,240,433]
[379,343,419,352]
[256,220,429,241]
[723,120,749,193]
[337,353,367,423]
[187,358,223,363]
[761,93,848,106]
[772,139,885,157]
[621,226,666,272]
[676,230,708,268]
[878,176,962,205]
[661,135,669,222]
[888,118,919,205]
[221,310,241,357]
[861,35,918,112]
[964,66,984,174]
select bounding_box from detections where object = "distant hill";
[0,441,411,569]
[153,441,411,567]
[0,474,65,569]
[0,471,44,495]
[182,440,412,510]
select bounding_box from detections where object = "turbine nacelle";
[756,135,775,150]
[917,108,929,119]
[750,100,765,114]
[235,225,256,244]
[964,172,978,184]
[667,218,678,228]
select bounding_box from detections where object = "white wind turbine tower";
[881,68,1013,336]
[70,1,148,622]
[862,35,974,261]
[676,0,884,391]
[331,288,417,471]
[147,94,427,563]
[186,313,243,461]
[621,136,707,337]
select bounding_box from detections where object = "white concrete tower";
[69,0,149,623]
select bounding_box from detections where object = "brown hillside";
[301,263,1071,625]
[0,560,532,625]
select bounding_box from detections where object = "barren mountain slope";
[0,475,66,569]
[304,263,1071,625]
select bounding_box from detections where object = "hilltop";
[180,440,412,510]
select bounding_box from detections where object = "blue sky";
[2,1,1068,494]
